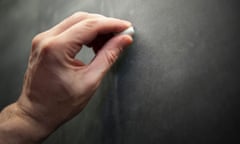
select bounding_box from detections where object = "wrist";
[0,103,51,143]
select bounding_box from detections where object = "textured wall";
[0,0,239,144]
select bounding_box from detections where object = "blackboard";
[0,0,239,143]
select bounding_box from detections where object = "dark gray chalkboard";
[0,0,239,144]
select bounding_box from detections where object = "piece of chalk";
[116,26,135,36]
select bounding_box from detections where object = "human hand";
[0,12,133,143]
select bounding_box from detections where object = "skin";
[0,12,133,144]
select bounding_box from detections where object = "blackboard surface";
[0,0,239,144]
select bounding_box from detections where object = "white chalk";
[116,26,135,36]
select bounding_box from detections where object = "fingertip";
[107,17,132,27]
[123,20,132,27]
[120,34,133,47]
[106,18,132,32]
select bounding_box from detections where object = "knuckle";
[31,31,49,51]
[39,38,57,56]
[71,12,105,20]
[84,18,101,28]
[91,13,105,18]
[71,12,89,19]
[32,33,43,49]
[105,50,118,65]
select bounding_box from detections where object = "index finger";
[58,17,132,46]
[49,12,106,36]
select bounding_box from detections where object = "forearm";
[0,103,50,144]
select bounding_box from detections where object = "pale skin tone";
[0,12,133,144]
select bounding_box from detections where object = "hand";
[0,12,133,143]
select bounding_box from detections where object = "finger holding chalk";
[116,26,135,36]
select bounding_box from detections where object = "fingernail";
[123,20,132,26]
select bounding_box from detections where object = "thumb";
[88,34,133,78]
